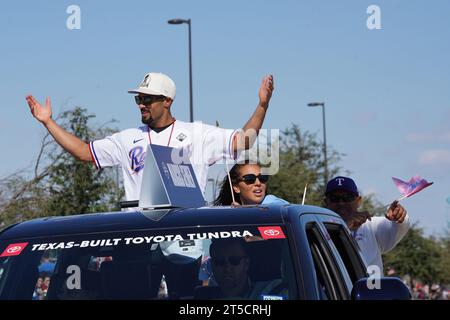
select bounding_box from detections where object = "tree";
[359,193,385,217]
[268,124,343,205]
[436,231,450,285]
[266,124,388,216]
[43,107,123,216]
[0,107,123,226]
[383,224,450,287]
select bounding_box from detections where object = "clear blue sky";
[1,0,449,236]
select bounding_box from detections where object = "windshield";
[0,225,297,300]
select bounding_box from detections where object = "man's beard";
[141,115,153,125]
[141,110,154,125]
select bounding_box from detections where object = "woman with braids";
[213,163,289,206]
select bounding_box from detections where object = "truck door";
[300,216,350,300]
[321,220,368,286]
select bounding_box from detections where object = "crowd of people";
[385,268,450,300]
[412,282,449,300]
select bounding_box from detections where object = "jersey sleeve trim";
[89,141,102,170]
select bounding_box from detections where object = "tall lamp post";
[307,102,328,185]
[168,18,194,122]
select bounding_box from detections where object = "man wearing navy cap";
[324,176,410,275]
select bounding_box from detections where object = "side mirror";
[351,277,411,300]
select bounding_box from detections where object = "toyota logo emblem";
[263,229,280,236]
[7,246,22,254]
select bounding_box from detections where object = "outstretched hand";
[258,74,274,107]
[385,201,407,223]
[26,95,52,125]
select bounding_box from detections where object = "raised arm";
[374,202,410,253]
[232,75,274,152]
[26,95,92,162]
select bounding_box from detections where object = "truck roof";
[0,204,340,240]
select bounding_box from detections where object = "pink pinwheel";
[392,176,433,200]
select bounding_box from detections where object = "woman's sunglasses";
[238,174,269,185]
[211,256,248,267]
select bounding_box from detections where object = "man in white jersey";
[26,72,274,202]
[324,176,410,275]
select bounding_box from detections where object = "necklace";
[147,119,176,147]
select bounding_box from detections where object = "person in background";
[209,238,251,298]
[40,275,51,299]
[38,251,55,275]
[209,238,287,299]
[32,277,44,300]
[324,176,410,275]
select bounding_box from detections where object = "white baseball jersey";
[352,215,410,275]
[89,120,238,201]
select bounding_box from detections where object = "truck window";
[306,223,349,300]
[0,225,298,300]
[323,223,367,284]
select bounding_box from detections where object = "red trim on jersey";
[88,142,99,169]
[167,120,176,146]
[147,128,151,145]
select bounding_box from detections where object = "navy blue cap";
[325,176,359,195]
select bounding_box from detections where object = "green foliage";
[359,194,385,216]
[268,124,386,216]
[383,224,450,286]
[0,107,123,226]
[268,124,343,205]
[43,107,123,216]
[0,174,50,224]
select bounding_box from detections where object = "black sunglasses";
[211,256,248,267]
[327,193,357,203]
[239,174,269,185]
[134,95,165,105]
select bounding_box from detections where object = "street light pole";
[168,18,194,122]
[187,19,193,123]
[307,102,328,185]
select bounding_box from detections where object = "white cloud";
[418,149,450,165]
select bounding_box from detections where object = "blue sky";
[1,0,449,235]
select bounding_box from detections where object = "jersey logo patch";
[133,138,144,144]
[176,133,187,142]
[129,146,145,173]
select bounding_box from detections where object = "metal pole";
[188,19,194,122]
[321,103,328,184]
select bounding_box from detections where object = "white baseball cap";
[128,72,176,99]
